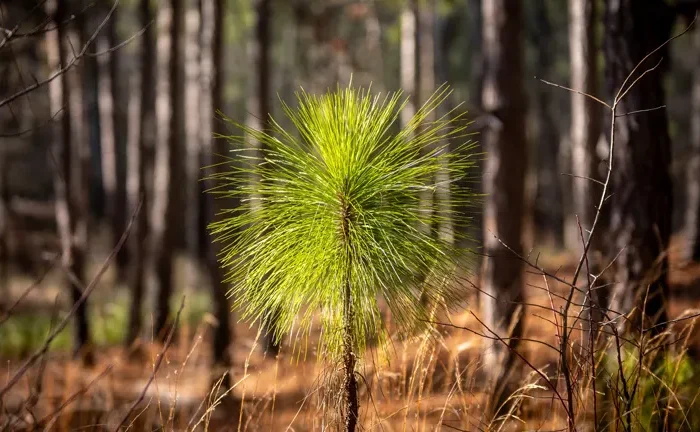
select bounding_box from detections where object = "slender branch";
[113,297,186,432]
[538,77,611,109]
[0,198,140,399]
[0,0,120,109]
[615,105,666,118]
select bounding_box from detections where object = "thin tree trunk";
[0,156,7,299]
[467,0,483,109]
[126,0,156,347]
[46,0,92,362]
[435,7,457,246]
[153,0,184,340]
[96,2,128,275]
[184,0,201,298]
[480,0,526,406]
[340,198,358,432]
[604,0,674,333]
[416,0,436,239]
[568,0,603,342]
[466,0,483,248]
[248,0,278,355]
[532,0,564,247]
[684,25,700,263]
[201,0,233,384]
[399,3,417,128]
[569,0,602,248]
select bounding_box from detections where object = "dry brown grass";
[2,237,700,431]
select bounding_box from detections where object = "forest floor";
[2,236,700,431]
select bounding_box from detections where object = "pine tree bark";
[532,0,564,246]
[340,197,358,432]
[184,0,201,293]
[568,0,604,341]
[416,0,437,240]
[684,25,700,263]
[604,0,674,332]
[435,7,459,246]
[46,0,92,362]
[480,0,526,397]
[153,0,184,340]
[96,1,128,275]
[399,3,417,128]
[126,0,156,347]
[568,0,602,245]
[200,0,233,380]
[247,0,278,355]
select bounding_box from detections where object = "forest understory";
[3,236,700,431]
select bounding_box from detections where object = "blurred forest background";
[2,0,700,430]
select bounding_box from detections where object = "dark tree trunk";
[604,0,674,333]
[201,0,233,382]
[416,0,437,240]
[46,0,92,363]
[96,1,127,275]
[153,0,184,340]
[684,25,700,263]
[467,0,483,110]
[126,0,156,347]
[532,0,564,247]
[248,0,278,355]
[435,7,459,245]
[0,157,7,299]
[480,0,526,402]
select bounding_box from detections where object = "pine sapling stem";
[340,195,358,432]
[343,275,358,432]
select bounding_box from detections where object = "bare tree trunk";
[466,0,484,248]
[96,2,128,275]
[0,156,7,298]
[684,25,700,263]
[467,0,483,109]
[399,3,417,128]
[153,0,184,340]
[126,0,156,347]
[435,7,459,246]
[46,0,92,362]
[183,0,201,305]
[416,0,437,240]
[568,0,602,248]
[568,0,604,343]
[604,0,674,333]
[480,0,526,405]
[201,0,233,384]
[532,0,564,247]
[247,0,278,355]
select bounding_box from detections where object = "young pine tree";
[207,85,477,431]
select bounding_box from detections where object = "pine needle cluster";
[207,85,478,359]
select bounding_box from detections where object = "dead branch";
[112,297,186,432]
[0,198,141,399]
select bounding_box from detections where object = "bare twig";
[0,198,141,399]
[0,0,120,109]
[537,77,611,109]
[112,297,186,432]
[0,257,57,327]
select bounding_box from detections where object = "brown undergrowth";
[2,237,700,431]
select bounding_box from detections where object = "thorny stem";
[340,194,358,432]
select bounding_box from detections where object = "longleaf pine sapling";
[207,85,477,431]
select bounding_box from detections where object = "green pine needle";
[206,84,479,359]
